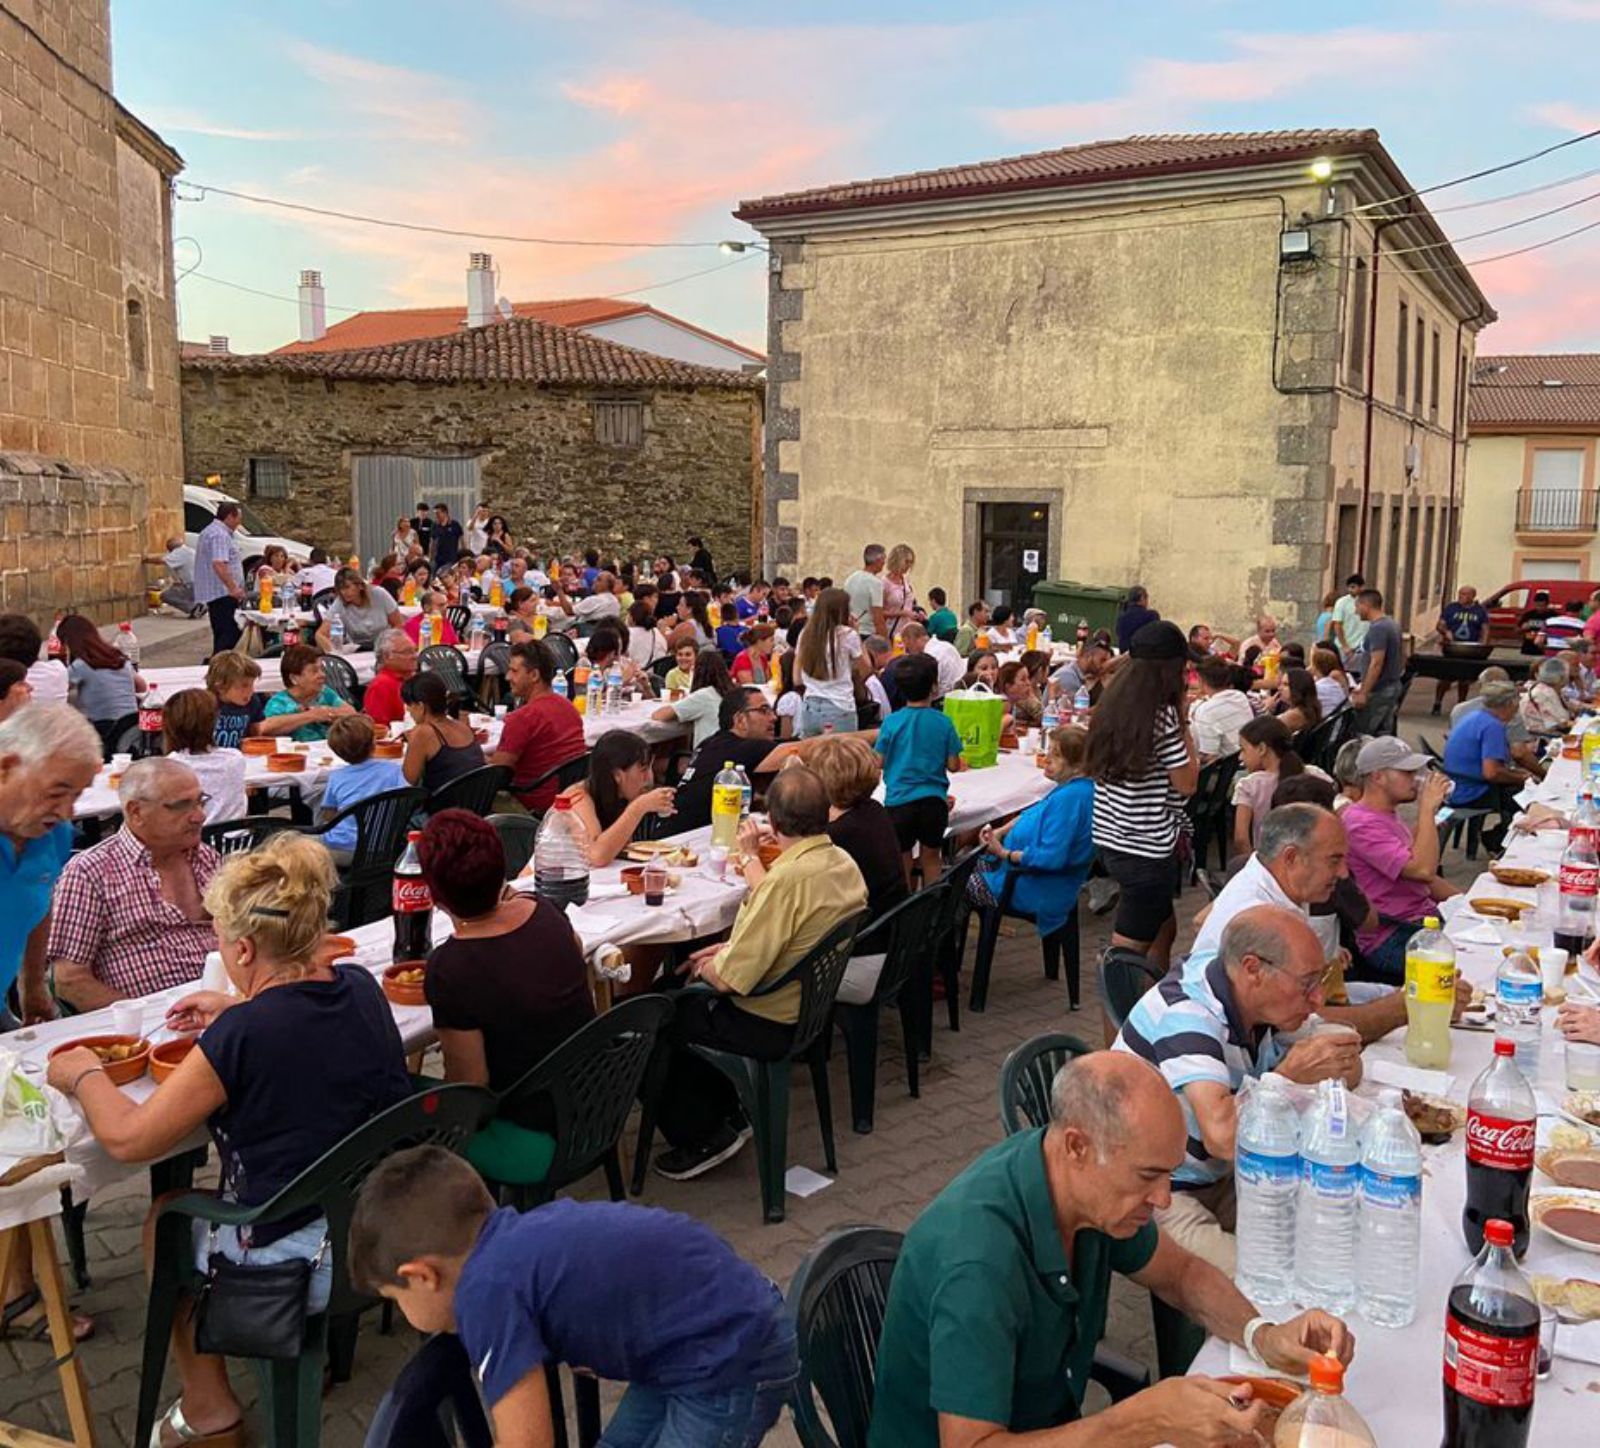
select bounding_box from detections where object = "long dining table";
[1187,751,1600,1440]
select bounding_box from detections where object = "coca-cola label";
[138,707,163,733]
[1465,1109,1536,1171]
[1560,860,1599,898]
[1443,1310,1536,1408]
[393,877,432,913]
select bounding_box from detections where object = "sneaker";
[653,1124,749,1182]
[1085,877,1120,916]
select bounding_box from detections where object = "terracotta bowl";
[383,962,428,1006]
[371,722,390,740]
[1219,1375,1300,1411]
[620,866,646,894]
[48,1033,149,1086]
[241,738,278,756]
[757,841,783,868]
[373,740,404,760]
[1564,744,1583,760]
[266,753,307,773]
[149,1038,195,1083]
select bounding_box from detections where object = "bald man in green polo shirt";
[870,1052,1354,1447]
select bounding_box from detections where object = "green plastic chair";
[419,644,474,708]
[632,912,863,1222]
[134,1082,493,1448]
[486,812,539,879]
[297,785,427,928]
[469,995,675,1210]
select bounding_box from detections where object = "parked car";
[182,482,313,576]
[1482,579,1599,647]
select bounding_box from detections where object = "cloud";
[1531,100,1600,132]
[985,28,1431,142]
[1476,240,1600,348]
[286,41,479,145]
[138,107,307,142]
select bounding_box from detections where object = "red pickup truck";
[1482,579,1599,647]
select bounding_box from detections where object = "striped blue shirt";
[192,519,242,604]
[1113,958,1284,1187]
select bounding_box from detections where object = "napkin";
[1557,1317,1600,1366]
[1366,1060,1453,1096]
[1455,924,1505,946]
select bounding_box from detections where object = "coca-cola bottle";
[392,830,434,962]
[1442,1217,1539,1447]
[136,685,164,759]
[1463,1038,1536,1258]
[1555,795,1598,958]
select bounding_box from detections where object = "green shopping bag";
[943,685,1005,769]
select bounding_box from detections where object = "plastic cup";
[110,1000,143,1038]
[1568,1039,1600,1092]
[642,861,667,907]
[200,950,230,995]
[1541,947,1570,996]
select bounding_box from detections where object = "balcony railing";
[1516,488,1598,533]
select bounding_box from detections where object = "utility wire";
[1430,163,1600,214]
[1350,126,1600,211]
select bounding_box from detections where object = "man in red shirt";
[364,629,419,727]
[489,638,585,811]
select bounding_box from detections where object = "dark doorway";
[978,502,1049,611]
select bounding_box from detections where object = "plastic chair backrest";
[443,604,472,637]
[486,812,539,879]
[747,913,863,1055]
[648,655,677,686]
[930,846,984,950]
[419,644,472,700]
[427,764,510,818]
[998,1031,1092,1136]
[312,785,427,927]
[853,884,946,1006]
[201,818,294,856]
[1099,946,1163,1034]
[321,652,361,704]
[477,641,510,681]
[363,1333,492,1448]
[1187,754,1240,822]
[787,1226,904,1448]
[495,995,675,1195]
[311,588,338,617]
[543,633,579,676]
[515,750,590,799]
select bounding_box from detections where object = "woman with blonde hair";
[882,544,918,643]
[47,833,411,1446]
[795,586,864,736]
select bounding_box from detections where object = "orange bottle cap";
[1308,1353,1344,1393]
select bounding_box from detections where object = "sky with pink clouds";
[113,0,1600,358]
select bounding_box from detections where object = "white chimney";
[207,335,229,355]
[298,269,326,343]
[466,252,495,329]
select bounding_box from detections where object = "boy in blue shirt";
[317,715,404,863]
[351,1145,797,1448]
[875,652,964,888]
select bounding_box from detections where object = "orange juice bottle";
[402,576,417,606]
[976,629,990,650]
[573,663,591,713]
[259,574,273,611]
[1027,623,1040,651]
[490,574,503,607]
[769,650,782,688]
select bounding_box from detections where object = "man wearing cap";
[1440,679,1530,852]
[1340,737,1458,982]
[1451,666,1545,779]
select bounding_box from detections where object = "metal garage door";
[352,454,482,566]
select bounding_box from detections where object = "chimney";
[466,252,495,329]
[207,335,229,355]
[298,269,326,343]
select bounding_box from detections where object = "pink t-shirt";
[1342,802,1435,953]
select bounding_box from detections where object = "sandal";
[150,1401,245,1448]
[0,1289,94,1344]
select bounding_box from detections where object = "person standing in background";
[464,503,492,558]
[687,534,715,580]
[193,501,246,657]
[843,544,888,638]
[1330,572,1369,667]
[1114,585,1159,653]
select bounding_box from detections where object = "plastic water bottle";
[419,614,433,650]
[605,663,624,714]
[585,671,603,718]
[329,616,346,653]
[1293,1078,1360,1314]
[735,764,753,821]
[1073,683,1091,717]
[1495,948,1542,1085]
[532,796,590,911]
[1357,1089,1423,1327]
[1041,698,1060,733]
[1234,1073,1300,1306]
[552,672,568,702]
[114,621,140,667]
[469,616,486,652]
[1276,1354,1376,1446]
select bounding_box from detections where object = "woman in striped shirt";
[1086,619,1199,970]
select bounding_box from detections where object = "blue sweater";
[984,776,1096,937]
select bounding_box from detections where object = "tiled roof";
[186,314,759,390]
[736,129,1379,220]
[1470,354,1600,430]
[275,298,764,362]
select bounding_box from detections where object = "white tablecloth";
[141,651,380,696]
[1189,752,1600,1438]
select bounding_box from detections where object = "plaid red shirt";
[47,827,221,998]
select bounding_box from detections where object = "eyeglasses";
[157,793,211,814]
[1255,953,1325,1001]
[738,702,775,718]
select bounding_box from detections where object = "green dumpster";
[1030,580,1127,638]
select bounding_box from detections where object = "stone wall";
[179,369,761,574]
[0,1,184,622]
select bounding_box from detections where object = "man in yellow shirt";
[653,767,868,1181]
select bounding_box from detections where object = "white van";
[182,482,313,572]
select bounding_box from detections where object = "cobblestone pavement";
[0,693,1472,1443]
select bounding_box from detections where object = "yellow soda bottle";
[1404,916,1456,1068]
[490,574,504,607]
[259,574,273,611]
[533,613,548,640]
[711,761,743,851]
[1027,623,1040,651]
[572,663,590,714]
[402,576,417,606]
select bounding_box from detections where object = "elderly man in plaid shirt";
[48,756,219,1013]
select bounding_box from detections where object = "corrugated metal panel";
[351,455,482,565]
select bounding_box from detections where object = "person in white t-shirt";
[0,614,67,705]
[899,622,964,700]
[161,687,247,824]
[298,548,340,597]
[795,588,863,736]
[464,503,491,557]
[1188,656,1257,757]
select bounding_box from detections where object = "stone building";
[1458,353,1600,593]
[735,128,1494,638]
[180,315,762,570]
[0,1,184,621]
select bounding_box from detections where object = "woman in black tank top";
[400,671,486,796]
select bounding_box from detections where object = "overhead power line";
[1351,126,1600,212]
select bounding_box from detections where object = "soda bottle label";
[1236,1147,1298,1186]
[1444,1310,1536,1408]
[1560,860,1599,897]
[393,877,432,913]
[1359,1166,1420,1206]
[1465,1109,1536,1171]
[712,783,742,820]
[1406,955,1457,1005]
[1300,1158,1359,1199]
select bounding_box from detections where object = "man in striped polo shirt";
[1114,905,1363,1274]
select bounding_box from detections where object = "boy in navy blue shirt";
[875,651,964,889]
[351,1146,797,1447]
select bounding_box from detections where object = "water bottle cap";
[1484,1218,1515,1248]
[1494,1037,1516,1057]
[553,796,573,811]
